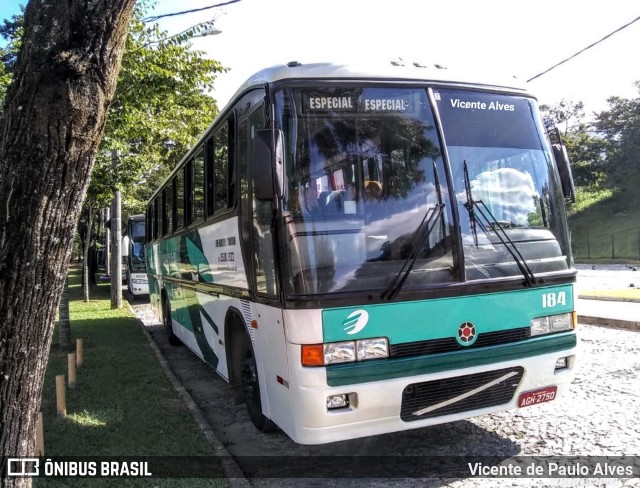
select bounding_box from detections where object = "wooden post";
[36,412,44,456]
[76,338,84,368]
[68,353,76,388]
[55,375,66,416]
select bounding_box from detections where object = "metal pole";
[110,150,122,309]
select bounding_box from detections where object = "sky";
[1,1,639,118]
[154,0,640,118]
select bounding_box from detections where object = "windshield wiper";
[463,161,479,248]
[381,163,445,300]
[462,161,539,287]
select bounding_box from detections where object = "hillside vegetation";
[569,171,640,262]
[542,92,640,262]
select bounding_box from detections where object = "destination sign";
[362,97,411,112]
[302,91,414,114]
[448,97,515,112]
[306,96,356,111]
[434,89,541,149]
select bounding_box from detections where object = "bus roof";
[229,61,529,103]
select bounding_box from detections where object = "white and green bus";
[122,214,149,297]
[145,62,577,445]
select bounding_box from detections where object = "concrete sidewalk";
[575,263,640,330]
[576,297,640,330]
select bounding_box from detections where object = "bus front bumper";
[270,333,576,445]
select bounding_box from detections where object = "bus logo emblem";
[457,322,477,346]
[343,310,369,335]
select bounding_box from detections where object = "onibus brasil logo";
[343,309,369,335]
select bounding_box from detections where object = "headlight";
[323,341,356,365]
[550,313,573,332]
[302,337,390,366]
[356,337,389,361]
[530,313,573,337]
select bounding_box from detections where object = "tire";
[163,297,182,346]
[241,337,277,432]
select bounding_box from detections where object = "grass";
[578,288,640,301]
[569,169,640,260]
[36,268,227,487]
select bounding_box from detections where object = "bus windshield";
[434,89,572,281]
[129,237,146,272]
[126,217,147,273]
[130,221,145,239]
[275,85,571,297]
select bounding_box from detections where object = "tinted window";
[155,194,162,240]
[250,109,277,296]
[192,147,205,222]
[276,86,453,296]
[163,184,173,235]
[205,138,214,216]
[434,89,571,280]
[214,123,229,214]
[131,221,145,238]
[175,170,184,230]
[146,206,152,243]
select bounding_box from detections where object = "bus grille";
[389,327,530,358]
[400,366,524,421]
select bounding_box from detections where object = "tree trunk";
[0,0,135,484]
[58,276,72,351]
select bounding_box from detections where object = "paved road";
[131,297,640,487]
[576,263,640,294]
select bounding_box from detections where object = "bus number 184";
[542,291,566,308]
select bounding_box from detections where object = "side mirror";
[552,143,576,204]
[254,129,285,201]
[121,235,130,257]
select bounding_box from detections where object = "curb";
[578,314,640,332]
[127,301,251,488]
[577,294,640,304]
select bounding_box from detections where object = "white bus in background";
[122,214,149,297]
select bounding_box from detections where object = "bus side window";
[155,193,162,239]
[163,183,173,235]
[192,147,205,223]
[146,205,152,243]
[249,108,277,297]
[175,168,185,230]
[238,119,251,279]
[205,137,215,217]
[184,160,192,225]
[213,121,229,215]
[228,120,236,209]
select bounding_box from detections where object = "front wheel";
[163,297,182,346]
[241,339,277,432]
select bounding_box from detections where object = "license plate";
[518,385,557,408]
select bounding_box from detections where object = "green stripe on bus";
[325,332,576,387]
[322,285,574,343]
